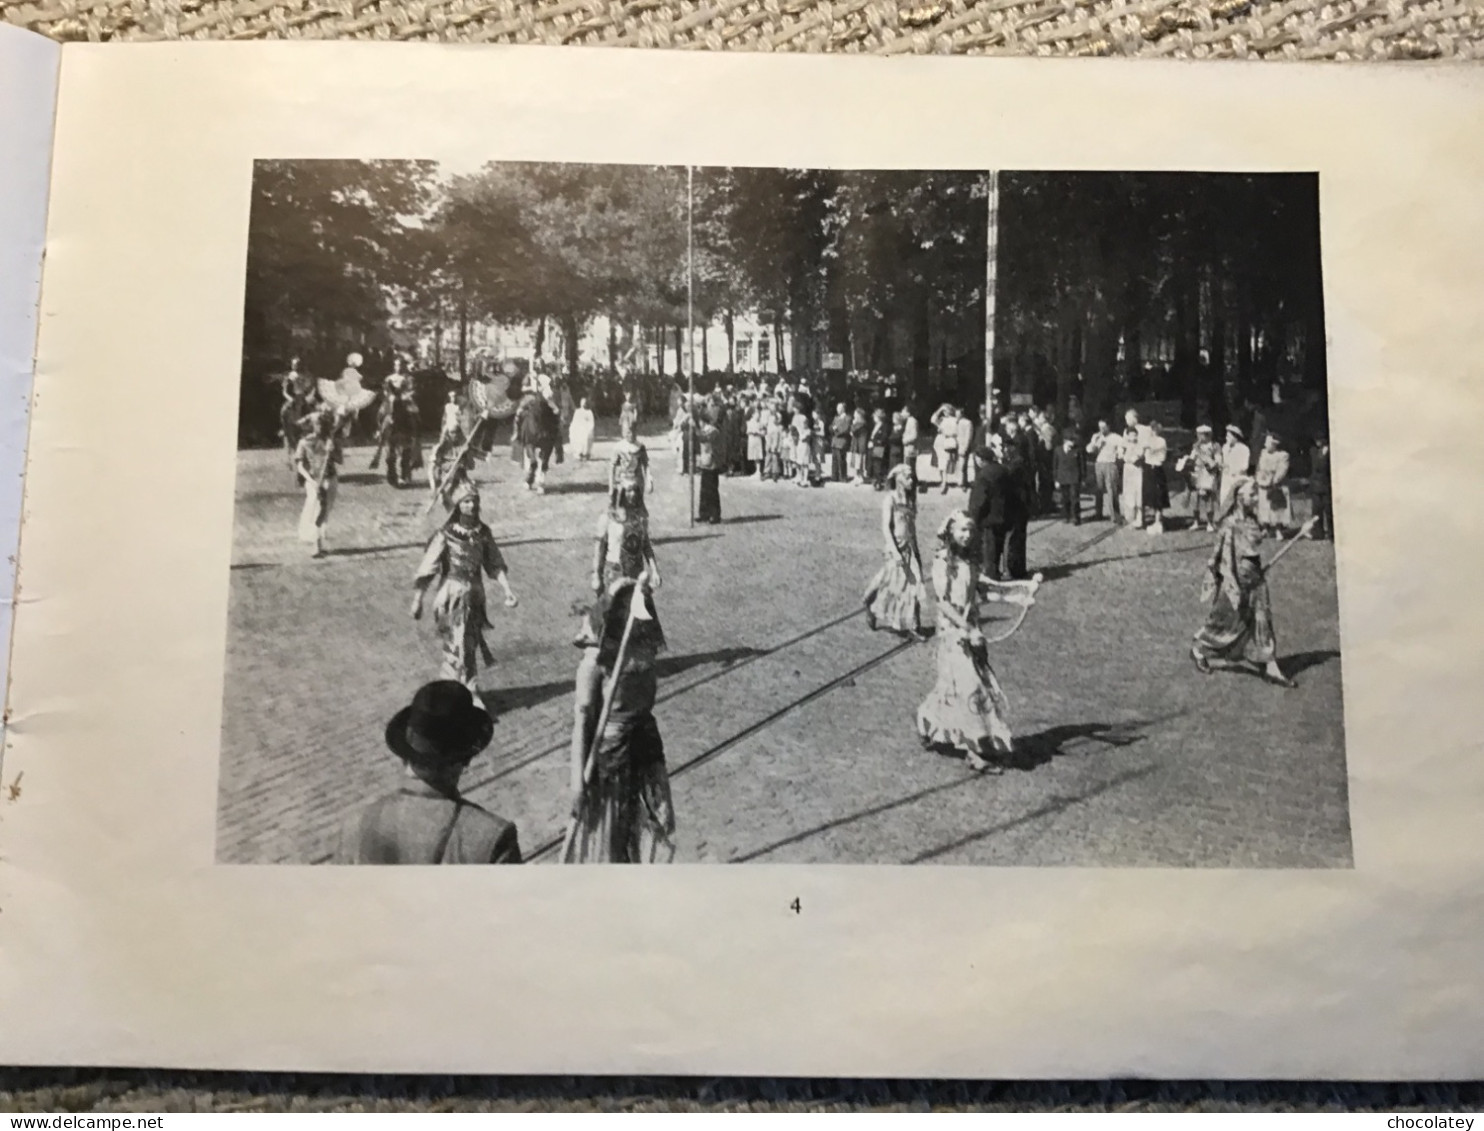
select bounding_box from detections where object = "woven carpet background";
[2,0,1483,1110]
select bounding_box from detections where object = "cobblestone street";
[218,429,1351,867]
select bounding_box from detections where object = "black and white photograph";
[219,160,1348,868]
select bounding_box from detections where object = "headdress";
[1226,424,1244,439]
[384,681,493,767]
[1196,424,1213,435]
[573,577,665,654]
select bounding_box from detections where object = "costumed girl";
[1191,477,1298,687]
[916,511,1037,774]
[863,462,927,637]
[569,396,597,461]
[593,428,661,595]
[410,482,519,696]
[292,408,341,559]
[562,578,676,864]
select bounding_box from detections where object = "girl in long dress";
[563,579,676,864]
[569,396,596,461]
[293,410,341,558]
[916,511,1015,774]
[410,482,519,696]
[863,463,927,637]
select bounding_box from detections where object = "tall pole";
[984,169,1000,428]
[687,166,696,528]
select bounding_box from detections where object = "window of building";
[757,336,772,366]
[736,339,752,367]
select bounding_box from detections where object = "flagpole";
[687,165,696,529]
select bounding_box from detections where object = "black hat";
[385,681,494,767]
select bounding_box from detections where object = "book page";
[0,26,60,740]
[2,43,1482,1076]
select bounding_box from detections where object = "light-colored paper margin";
[0,26,61,751]
[2,45,1483,1078]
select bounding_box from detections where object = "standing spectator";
[812,407,830,483]
[996,421,1032,580]
[1120,414,1145,529]
[868,408,890,489]
[336,681,521,865]
[791,401,814,488]
[1053,433,1083,526]
[969,435,1010,582]
[671,396,692,477]
[1180,424,1222,531]
[1086,420,1123,522]
[931,405,960,495]
[763,404,785,482]
[694,405,722,523]
[1253,432,1291,537]
[1143,420,1170,534]
[1035,408,1058,513]
[1218,424,1252,517]
[887,409,906,475]
[955,405,976,490]
[901,405,921,471]
[849,407,870,484]
[830,402,852,482]
[1310,435,1333,541]
[745,400,765,478]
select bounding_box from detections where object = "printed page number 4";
[789,897,801,915]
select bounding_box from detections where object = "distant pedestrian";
[695,405,723,523]
[337,681,520,865]
[1181,424,1222,531]
[969,434,1010,582]
[1053,434,1082,525]
[868,408,890,489]
[763,406,785,481]
[1120,410,1146,528]
[830,402,852,482]
[849,407,870,484]
[1218,424,1251,517]
[569,396,596,461]
[1142,420,1170,535]
[1086,420,1122,521]
[1254,433,1291,536]
[1310,435,1333,541]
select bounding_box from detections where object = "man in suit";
[337,681,522,865]
[998,417,1034,578]
[969,435,1010,581]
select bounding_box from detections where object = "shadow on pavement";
[542,481,608,495]
[1036,540,1208,582]
[1282,648,1341,676]
[732,774,986,863]
[1011,719,1152,771]
[725,513,785,525]
[487,645,766,716]
[907,764,1158,864]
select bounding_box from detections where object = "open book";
[1,24,1482,1076]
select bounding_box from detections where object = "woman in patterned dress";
[863,463,927,637]
[916,510,1015,774]
[410,482,518,696]
[563,579,676,864]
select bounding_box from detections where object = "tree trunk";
[673,324,683,378]
[655,325,665,378]
[911,293,931,404]
[533,315,546,360]
[773,317,787,375]
[724,309,736,375]
[607,320,618,377]
[458,299,468,381]
[1175,278,1198,428]
[1057,318,1080,427]
[560,312,580,384]
[702,326,710,374]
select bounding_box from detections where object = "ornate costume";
[563,584,675,864]
[1192,504,1278,667]
[292,426,339,556]
[376,372,423,487]
[916,516,1022,770]
[413,493,510,688]
[863,466,925,635]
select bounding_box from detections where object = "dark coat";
[338,783,522,865]
[1053,446,1083,487]
[969,457,1010,528]
[1311,446,1331,493]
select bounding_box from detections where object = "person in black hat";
[336,681,521,865]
